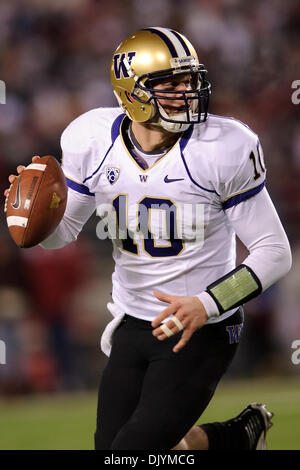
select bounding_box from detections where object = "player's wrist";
[195,291,220,319]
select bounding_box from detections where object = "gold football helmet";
[110,27,211,132]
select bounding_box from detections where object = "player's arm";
[40,186,96,249]
[197,187,292,318]
[40,114,98,249]
[198,134,292,318]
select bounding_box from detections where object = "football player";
[5,27,291,450]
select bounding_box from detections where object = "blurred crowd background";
[0,0,299,395]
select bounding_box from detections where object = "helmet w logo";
[113,52,136,80]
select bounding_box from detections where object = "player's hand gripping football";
[152,290,209,353]
[3,155,41,198]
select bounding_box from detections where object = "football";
[5,155,67,248]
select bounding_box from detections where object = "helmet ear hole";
[125,91,135,103]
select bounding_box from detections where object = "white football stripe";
[7,216,28,227]
[152,27,188,58]
[25,163,47,171]
[24,199,31,210]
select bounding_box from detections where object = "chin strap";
[159,117,191,133]
[151,102,191,133]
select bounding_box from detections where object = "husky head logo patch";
[106,167,120,185]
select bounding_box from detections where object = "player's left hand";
[151,290,209,353]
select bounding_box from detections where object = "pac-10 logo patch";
[106,167,120,185]
[113,52,136,79]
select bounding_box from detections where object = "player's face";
[152,74,194,116]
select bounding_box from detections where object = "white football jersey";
[60,107,267,324]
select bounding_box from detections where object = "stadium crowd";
[0,0,299,394]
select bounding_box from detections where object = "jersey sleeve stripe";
[222,181,265,210]
[111,113,126,142]
[65,177,95,196]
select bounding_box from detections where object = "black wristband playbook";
[206,264,262,314]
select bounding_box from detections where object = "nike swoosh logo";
[164,175,185,183]
[11,174,22,209]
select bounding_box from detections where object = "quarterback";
[6,28,291,450]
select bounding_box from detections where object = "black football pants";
[94,308,243,450]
